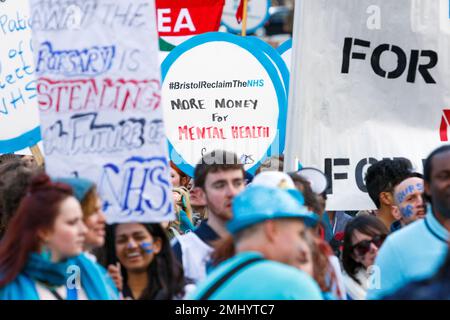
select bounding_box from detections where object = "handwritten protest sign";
[31,0,173,223]
[285,0,450,210]
[221,0,270,34]
[162,32,287,177]
[0,0,41,154]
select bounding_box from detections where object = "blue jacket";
[189,251,323,300]
[0,254,119,300]
[367,210,449,299]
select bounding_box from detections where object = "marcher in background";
[302,228,345,300]
[190,185,323,300]
[172,150,246,284]
[106,223,189,300]
[0,174,117,300]
[364,158,414,231]
[391,175,426,232]
[189,182,208,227]
[55,178,107,256]
[367,146,450,299]
[167,187,195,237]
[342,215,388,300]
[170,162,191,188]
[0,158,42,238]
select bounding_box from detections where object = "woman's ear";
[37,229,51,244]
[380,191,394,206]
[152,238,162,255]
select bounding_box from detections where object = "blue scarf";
[23,253,71,287]
[0,253,118,300]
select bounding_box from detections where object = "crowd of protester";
[0,145,449,300]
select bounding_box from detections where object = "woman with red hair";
[0,174,118,300]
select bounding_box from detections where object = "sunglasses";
[352,234,387,256]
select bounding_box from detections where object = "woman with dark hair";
[106,223,190,299]
[0,174,118,300]
[342,215,388,300]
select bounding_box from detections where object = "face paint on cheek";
[400,204,414,218]
[140,242,154,254]
[416,183,424,192]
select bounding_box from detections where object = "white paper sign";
[0,0,41,153]
[32,0,173,223]
[162,32,287,177]
[285,0,450,210]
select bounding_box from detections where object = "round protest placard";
[248,37,290,97]
[277,39,292,72]
[221,0,270,35]
[0,1,41,153]
[161,32,287,177]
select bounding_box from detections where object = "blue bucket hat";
[227,185,319,235]
[54,177,95,202]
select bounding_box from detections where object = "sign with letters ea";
[0,0,41,154]
[162,32,287,177]
[285,0,450,210]
[31,0,174,223]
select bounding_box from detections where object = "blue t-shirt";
[367,210,449,299]
[189,251,323,300]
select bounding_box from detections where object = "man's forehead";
[205,169,244,182]
[431,150,450,174]
[395,177,424,193]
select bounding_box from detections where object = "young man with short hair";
[172,150,246,284]
[391,175,426,231]
[364,159,414,231]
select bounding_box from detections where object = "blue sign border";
[161,32,287,177]
[277,38,292,56]
[0,126,42,154]
[248,36,290,96]
[221,0,271,35]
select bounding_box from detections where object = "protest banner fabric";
[32,0,174,223]
[285,0,450,210]
[0,0,41,154]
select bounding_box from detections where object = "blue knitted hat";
[54,177,95,202]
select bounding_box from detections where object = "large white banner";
[0,0,41,154]
[31,0,174,223]
[285,0,450,210]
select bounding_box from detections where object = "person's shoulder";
[383,279,447,300]
[255,260,318,285]
[384,218,426,247]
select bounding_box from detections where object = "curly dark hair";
[364,158,413,208]
[0,159,41,238]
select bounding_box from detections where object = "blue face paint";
[140,242,154,254]
[400,204,414,218]
[416,183,424,192]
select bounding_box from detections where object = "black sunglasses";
[352,234,387,256]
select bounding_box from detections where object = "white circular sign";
[161,33,287,176]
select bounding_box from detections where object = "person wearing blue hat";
[189,185,323,300]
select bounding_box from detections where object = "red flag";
[235,0,248,24]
